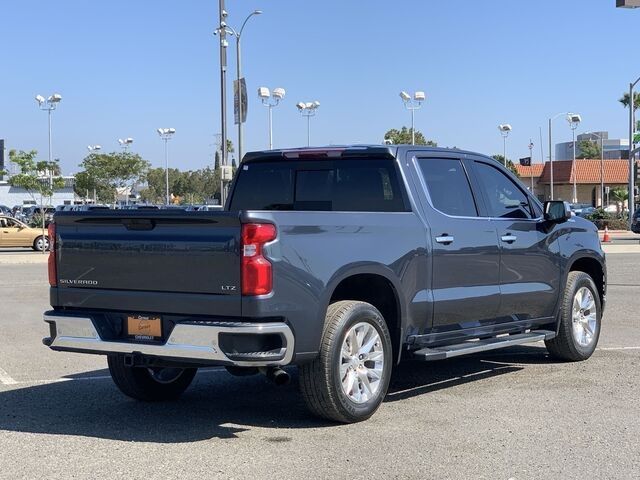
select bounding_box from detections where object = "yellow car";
[0,215,50,251]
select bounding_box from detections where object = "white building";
[0,177,77,207]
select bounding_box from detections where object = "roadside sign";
[519,157,531,166]
[233,78,248,125]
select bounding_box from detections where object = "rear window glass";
[229,159,407,212]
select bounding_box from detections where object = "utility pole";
[218,0,228,203]
[529,140,535,195]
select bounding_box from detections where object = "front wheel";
[299,301,393,423]
[545,271,602,361]
[107,354,197,401]
[32,236,49,252]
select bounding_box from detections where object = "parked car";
[0,205,11,216]
[577,206,597,218]
[0,215,50,251]
[632,209,640,234]
[43,145,606,423]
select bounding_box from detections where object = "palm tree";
[619,92,640,111]
[610,187,629,215]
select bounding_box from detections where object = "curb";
[0,254,48,265]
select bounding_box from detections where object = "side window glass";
[417,158,477,217]
[475,162,532,219]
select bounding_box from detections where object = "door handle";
[501,234,517,243]
[435,235,454,245]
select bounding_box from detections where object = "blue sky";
[1,0,638,174]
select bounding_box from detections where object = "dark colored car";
[43,146,606,423]
[632,209,640,234]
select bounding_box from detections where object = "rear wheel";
[299,301,392,423]
[545,271,601,361]
[107,354,197,401]
[32,236,49,252]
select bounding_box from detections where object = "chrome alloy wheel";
[572,287,598,347]
[36,237,50,251]
[340,322,385,404]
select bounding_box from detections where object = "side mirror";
[544,200,571,223]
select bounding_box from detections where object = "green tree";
[74,171,114,203]
[610,187,628,215]
[383,127,437,146]
[491,154,520,177]
[577,140,602,159]
[619,92,640,112]
[8,149,66,249]
[78,151,150,203]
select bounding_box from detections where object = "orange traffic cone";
[602,226,611,243]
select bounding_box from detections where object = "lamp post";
[548,112,575,200]
[567,113,582,203]
[584,132,605,207]
[118,138,134,152]
[258,87,285,149]
[529,140,535,195]
[296,101,320,147]
[628,76,640,226]
[214,1,229,170]
[221,10,263,163]
[399,91,426,145]
[157,128,176,206]
[35,93,62,185]
[87,145,102,153]
[498,124,512,166]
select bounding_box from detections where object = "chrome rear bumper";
[43,314,294,367]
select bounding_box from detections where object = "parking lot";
[0,254,638,479]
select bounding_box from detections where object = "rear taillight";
[241,223,276,296]
[48,222,57,287]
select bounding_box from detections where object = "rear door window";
[417,158,478,217]
[230,159,407,212]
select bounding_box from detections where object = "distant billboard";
[617,0,640,8]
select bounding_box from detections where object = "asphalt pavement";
[0,256,639,479]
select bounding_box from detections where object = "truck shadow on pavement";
[0,345,553,442]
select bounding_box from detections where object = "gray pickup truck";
[43,145,606,423]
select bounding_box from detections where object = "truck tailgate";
[54,211,241,297]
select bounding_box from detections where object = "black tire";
[33,236,49,252]
[545,271,602,362]
[299,301,393,423]
[107,354,197,401]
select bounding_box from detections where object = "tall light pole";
[296,101,320,147]
[157,128,176,205]
[399,91,426,145]
[258,87,286,149]
[584,131,606,207]
[214,1,229,170]
[118,138,134,152]
[221,10,262,163]
[628,76,640,226]
[35,93,62,184]
[548,112,574,200]
[528,140,535,195]
[498,124,512,166]
[567,113,582,203]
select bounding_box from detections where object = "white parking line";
[0,367,18,385]
[598,346,640,351]
[0,367,225,387]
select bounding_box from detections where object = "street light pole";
[228,10,262,163]
[296,101,320,147]
[548,112,577,200]
[498,124,512,166]
[529,140,535,195]
[217,0,228,171]
[399,91,426,145]
[157,128,176,206]
[629,77,640,227]
[258,87,285,149]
